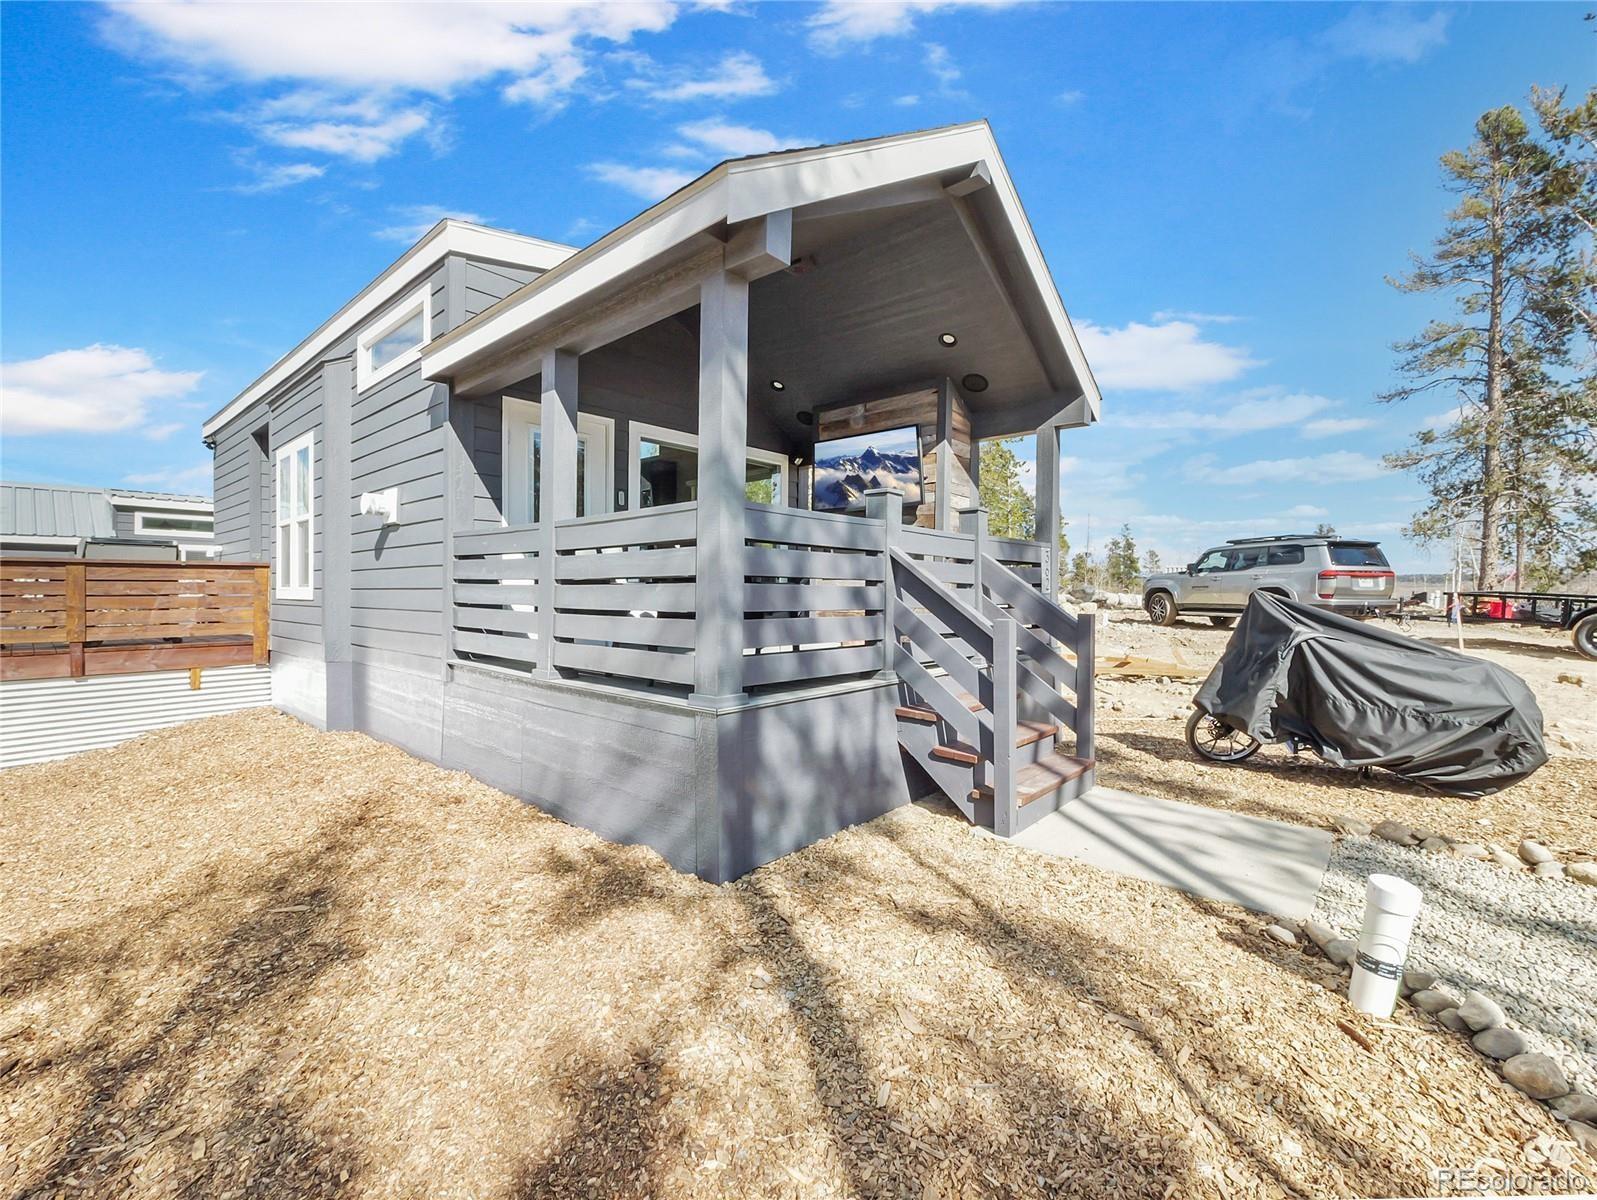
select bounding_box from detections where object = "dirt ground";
[1093,612,1597,853]
[3,710,1592,1199]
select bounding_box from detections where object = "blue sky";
[0,1,1585,569]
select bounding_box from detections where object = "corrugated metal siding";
[0,665,272,767]
[0,483,115,539]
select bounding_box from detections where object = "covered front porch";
[429,128,1095,706]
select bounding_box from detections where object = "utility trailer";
[1455,590,1597,660]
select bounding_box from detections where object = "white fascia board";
[203,221,574,438]
[3,535,80,548]
[107,495,213,513]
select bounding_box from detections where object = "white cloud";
[1150,309,1243,325]
[672,119,797,157]
[102,2,685,173]
[923,42,960,89]
[123,464,215,492]
[1075,318,1262,391]
[585,161,698,201]
[626,51,777,101]
[1186,450,1387,486]
[375,205,492,243]
[103,2,675,93]
[893,94,921,107]
[259,106,432,163]
[1283,503,1330,519]
[229,160,325,194]
[1119,389,1330,433]
[1,345,203,436]
[807,1,1017,50]
[1301,415,1376,438]
[1319,7,1450,65]
[1056,89,1085,106]
[1424,403,1472,430]
[143,422,187,442]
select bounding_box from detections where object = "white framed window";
[501,397,614,526]
[356,284,431,391]
[274,431,315,600]
[627,420,789,510]
[133,511,214,537]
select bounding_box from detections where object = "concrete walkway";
[1014,786,1333,919]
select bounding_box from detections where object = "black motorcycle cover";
[1193,593,1547,796]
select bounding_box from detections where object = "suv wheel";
[1209,615,1235,629]
[1574,613,1597,661]
[1146,591,1177,627]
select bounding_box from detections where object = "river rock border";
[1255,913,1597,1159]
[1330,814,1597,886]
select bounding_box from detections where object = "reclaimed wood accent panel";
[0,558,270,680]
[743,504,885,689]
[816,385,972,528]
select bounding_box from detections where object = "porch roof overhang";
[419,121,1101,434]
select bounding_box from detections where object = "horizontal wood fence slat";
[0,558,269,680]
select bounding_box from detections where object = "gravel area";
[3,709,1591,1198]
[1311,834,1597,1097]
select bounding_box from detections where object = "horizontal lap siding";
[350,261,451,670]
[212,397,269,561]
[270,372,325,659]
[463,260,538,320]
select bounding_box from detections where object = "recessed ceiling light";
[961,373,989,393]
[939,332,958,347]
[770,379,785,391]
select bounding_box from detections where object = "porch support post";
[864,488,901,680]
[934,378,955,532]
[1034,422,1061,599]
[959,505,988,607]
[536,348,579,678]
[692,269,750,706]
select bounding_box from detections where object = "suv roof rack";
[1224,534,1319,544]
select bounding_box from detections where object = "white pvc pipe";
[1348,873,1424,1018]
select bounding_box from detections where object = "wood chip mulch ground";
[3,708,1592,1199]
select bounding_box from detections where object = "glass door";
[502,398,613,525]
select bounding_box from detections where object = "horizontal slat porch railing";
[551,503,698,687]
[742,504,886,690]
[0,557,269,681]
[450,525,541,669]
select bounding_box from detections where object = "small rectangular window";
[1267,545,1305,566]
[357,284,431,390]
[134,512,214,535]
[274,432,315,599]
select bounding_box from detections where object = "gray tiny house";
[206,122,1103,882]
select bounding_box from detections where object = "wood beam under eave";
[944,160,992,198]
[724,210,792,282]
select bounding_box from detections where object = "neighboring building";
[204,121,1103,882]
[0,482,217,559]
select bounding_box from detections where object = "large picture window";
[627,421,788,510]
[356,284,431,390]
[275,431,315,599]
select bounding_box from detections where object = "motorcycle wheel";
[1185,707,1262,763]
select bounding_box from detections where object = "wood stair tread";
[927,721,1059,765]
[971,753,1095,805]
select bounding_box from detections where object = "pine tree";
[1312,522,1338,537]
[1104,524,1141,591]
[1381,104,1564,587]
[1143,548,1162,576]
[978,438,1036,540]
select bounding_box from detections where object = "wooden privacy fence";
[0,558,269,681]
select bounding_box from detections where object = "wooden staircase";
[883,518,1096,837]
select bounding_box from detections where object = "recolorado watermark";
[1432,1164,1595,1195]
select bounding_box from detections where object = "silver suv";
[1142,535,1396,627]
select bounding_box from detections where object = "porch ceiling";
[750,198,1054,442]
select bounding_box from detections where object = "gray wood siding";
[463,261,538,321]
[348,259,451,673]
[211,397,270,561]
[269,370,325,658]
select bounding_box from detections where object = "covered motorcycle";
[1192,592,1547,796]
